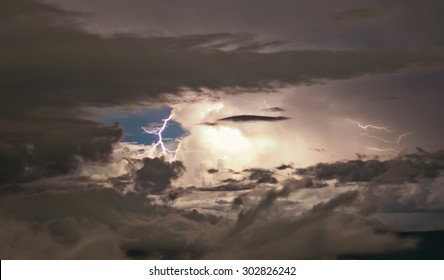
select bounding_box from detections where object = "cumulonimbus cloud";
[2,0,444,185]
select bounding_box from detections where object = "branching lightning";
[350,119,393,132]
[360,131,415,145]
[142,113,178,156]
[350,119,415,154]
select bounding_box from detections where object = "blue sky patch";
[97,106,186,145]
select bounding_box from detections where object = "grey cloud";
[296,160,389,183]
[218,115,290,123]
[332,8,385,22]
[280,67,444,158]
[233,186,292,234]
[207,168,219,174]
[199,178,257,192]
[262,107,284,112]
[2,0,444,260]
[201,183,255,192]
[295,150,444,184]
[275,163,292,170]
[245,168,278,184]
[0,188,209,259]
[231,194,248,209]
[3,1,443,111]
[283,177,328,189]
[221,178,241,184]
[200,168,279,191]
[359,176,444,215]
[224,212,417,259]
[0,148,441,259]
[199,122,218,126]
[48,0,444,48]
[0,120,122,183]
[310,148,326,152]
[119,219,204,259]
[4,1,443,185]
[312,190,358,212]
[135,157,185,194]
[211,189,418,259]
[0,173,434,259]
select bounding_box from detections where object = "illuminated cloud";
[3,0,443,185]
[1,0,444,260]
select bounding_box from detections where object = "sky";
[1,0,444,259]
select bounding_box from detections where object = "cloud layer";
[1,150,443,259]
[4,0,443,185]
[1,0,444,260]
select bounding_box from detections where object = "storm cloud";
[3,0,443,185]
[0,180,420,259]
[295,150,444,184]
[218,115,290,123]
[1,0,444,261]
[135,157,185,193]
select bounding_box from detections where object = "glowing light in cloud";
[365,147,398,153]
[200,125,254,165]
[199,102,224,119]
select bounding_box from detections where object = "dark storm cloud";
[212,188,417,259]
[295,150,444,184]
[2,0,444,185]
[135,157,185,194]
[49,0,444,48]
[218,115,290,123]
[201,183,255,192]
[1,148,442,259]
[233,186,292,234]
[3,0,443,109]
[245,168,278,184]
[359,177,444,216]
[0,119,122,183]
[0,187,211,259]
[4,0,439,111]
[2,0,444,261]
[275,163,292,170]
[200,168,280,192]
[199,122,218,126]
[262,107,284,112]
[312,191,359,212]
[207,168,219,174]
[295,160,388,183]
[1,160,437,259]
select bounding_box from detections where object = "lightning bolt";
[142,113,177,156]
[350,119,393,132]
[360,131,415,145]
[350,119,415,154]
